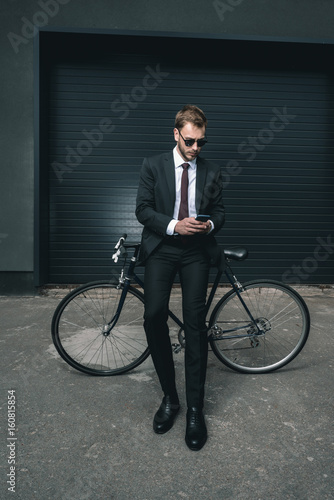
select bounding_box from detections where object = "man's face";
[174,122,206,162]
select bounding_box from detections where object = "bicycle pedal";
[172,343,182,354]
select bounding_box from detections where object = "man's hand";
[174,217,211,236]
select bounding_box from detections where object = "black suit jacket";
[135,151,225,266]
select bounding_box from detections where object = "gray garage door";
[44,33,334,284]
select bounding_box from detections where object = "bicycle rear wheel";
[209,280,310,373]
[51,280,149,375]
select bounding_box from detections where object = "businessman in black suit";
[136,105,225,450]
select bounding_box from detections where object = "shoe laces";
[188,409,202,425]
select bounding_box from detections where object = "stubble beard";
[177,142,199,162]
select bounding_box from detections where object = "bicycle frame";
[111,243,263,340]
[52,237,310,376]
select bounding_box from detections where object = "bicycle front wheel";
[209,280,310,374]
[51,281,150,375]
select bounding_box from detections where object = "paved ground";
[0,285,333,499]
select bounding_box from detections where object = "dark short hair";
[175,104,208,130]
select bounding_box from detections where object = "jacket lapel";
[195,157,208,213]
[163,152,176,214]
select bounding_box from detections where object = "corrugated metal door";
[47,34,334,283]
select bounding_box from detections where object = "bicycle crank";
[171,328,186,354]
[178,328,186,348]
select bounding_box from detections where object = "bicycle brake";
[112,249,121,263]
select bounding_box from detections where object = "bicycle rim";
[51,281,150,375]
[209,280,310,373]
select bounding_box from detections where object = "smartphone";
[196,215,210,222]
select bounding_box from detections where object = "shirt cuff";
[208,220,214,233]
[166,219,178,235]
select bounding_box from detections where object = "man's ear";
[173,127,179,142]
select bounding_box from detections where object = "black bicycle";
[51,234,310,376]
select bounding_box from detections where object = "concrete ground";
[0,285,333,499]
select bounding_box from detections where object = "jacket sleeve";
[201,166,225,235]
[135,157,172,236]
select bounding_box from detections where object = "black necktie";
[178,163,189,220]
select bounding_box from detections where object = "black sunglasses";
[177,129,207,148]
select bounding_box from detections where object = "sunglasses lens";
[184,139,207,147]
[178,130,207,147]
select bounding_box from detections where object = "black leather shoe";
[185,408,207,451]
[153,396,180,434]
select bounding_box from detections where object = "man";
[136,105,225,451]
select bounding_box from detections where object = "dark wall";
[0,0,334,293]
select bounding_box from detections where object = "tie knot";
[182,163,189,170]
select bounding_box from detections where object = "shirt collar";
[173,146,197,170]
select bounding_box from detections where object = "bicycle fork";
[102,281,130,336]
[103,255,141,336]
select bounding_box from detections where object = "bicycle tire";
[51,280,150,375]
[209,280,310,374]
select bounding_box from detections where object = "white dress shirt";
[166,147,199,235]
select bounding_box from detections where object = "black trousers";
[143,238,210,409]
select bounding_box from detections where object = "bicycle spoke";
[210,281,310,373]
[52,282,149,375]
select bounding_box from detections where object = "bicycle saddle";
[223,247,248,261]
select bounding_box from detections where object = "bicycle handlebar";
[115,233,127,249]
[112,234,128,263]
